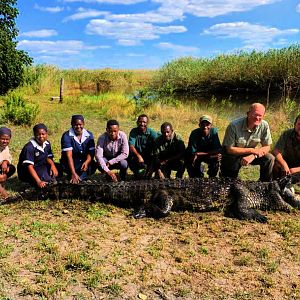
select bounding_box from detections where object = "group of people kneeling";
[0,102,299,199]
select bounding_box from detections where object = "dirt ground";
[0,197,299,300]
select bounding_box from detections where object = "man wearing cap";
[221,103,274,181]
[0,127,15,199]
[186,115,222,178]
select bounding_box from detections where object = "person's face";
[294,118,300,137]
[199,121,212,136]
[107,125,119,141]
[247,105,265,128]
[72,119,84,135]
[137,117,148,132]
[161,126,173,141]
[35,129,48,145]
[0,134,11,148]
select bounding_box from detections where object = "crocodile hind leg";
[232,182,268,223]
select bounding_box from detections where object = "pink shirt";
[95,131,129,172]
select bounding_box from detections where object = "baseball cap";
[200,115,212,124]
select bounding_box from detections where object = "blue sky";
[16,0,300,69]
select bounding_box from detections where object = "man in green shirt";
[273,114,300,179]
[152,122,185,179]
[221,103,274,181]
[186,115,222,178]
[128,114,158,178]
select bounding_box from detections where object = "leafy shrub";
[1,93,39,125]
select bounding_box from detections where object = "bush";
[1,93,39,125]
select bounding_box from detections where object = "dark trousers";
[61,160,97,181]
[128,154,152,178]
[98,159,128,181]
[187,157,220,178]
[158,159,185,179]
[220,153,274,181]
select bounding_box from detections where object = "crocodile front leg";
[232,182,268,223]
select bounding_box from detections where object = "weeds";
[1,92,39,125]
[151,45,300,99]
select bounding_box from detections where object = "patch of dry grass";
[0,200,299,299]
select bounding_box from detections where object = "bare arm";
[65,150,81,183]
[226,145,270,157]
[129,145,144,163]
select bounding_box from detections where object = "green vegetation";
[151,45,300,100]
[1,93,39,125]
[19,65,155,96]
[0,0,32,95]
[0,58,299,299]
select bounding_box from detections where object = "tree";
[0,0,32,95]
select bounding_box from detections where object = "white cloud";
[18,40,110,55]
[20,30,58,38]
[63,7,109,22]
[63,0,145,4]
[86,19,186,45]
[204,22,299,49]
[105,0,280,25]
[157,42,199,53]
[34,4,64,13]
[297,3,300,12]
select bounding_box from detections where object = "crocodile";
[2,174,300,223]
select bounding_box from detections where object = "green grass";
[0,71,299,299]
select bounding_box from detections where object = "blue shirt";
[17,138,54,182]
[61,128,95,170]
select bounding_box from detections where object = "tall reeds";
[150,45,300,101]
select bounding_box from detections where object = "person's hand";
[137,154,144,163]
[50,165,58,177]
[211,153,222,161]
[159,159,167,166]
[81,161,88,172]
[107,171,118,182]
[70,173,81,184]
[1,161,8,174]
[241,154,255,166]
[191,155,197,167]
[253,148,266,158]
[37,180,48,188]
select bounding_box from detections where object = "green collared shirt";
[223,117,272,149]
[128,127,158,155]
[274,129,300,166]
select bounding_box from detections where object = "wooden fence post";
[59,78,64,103]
